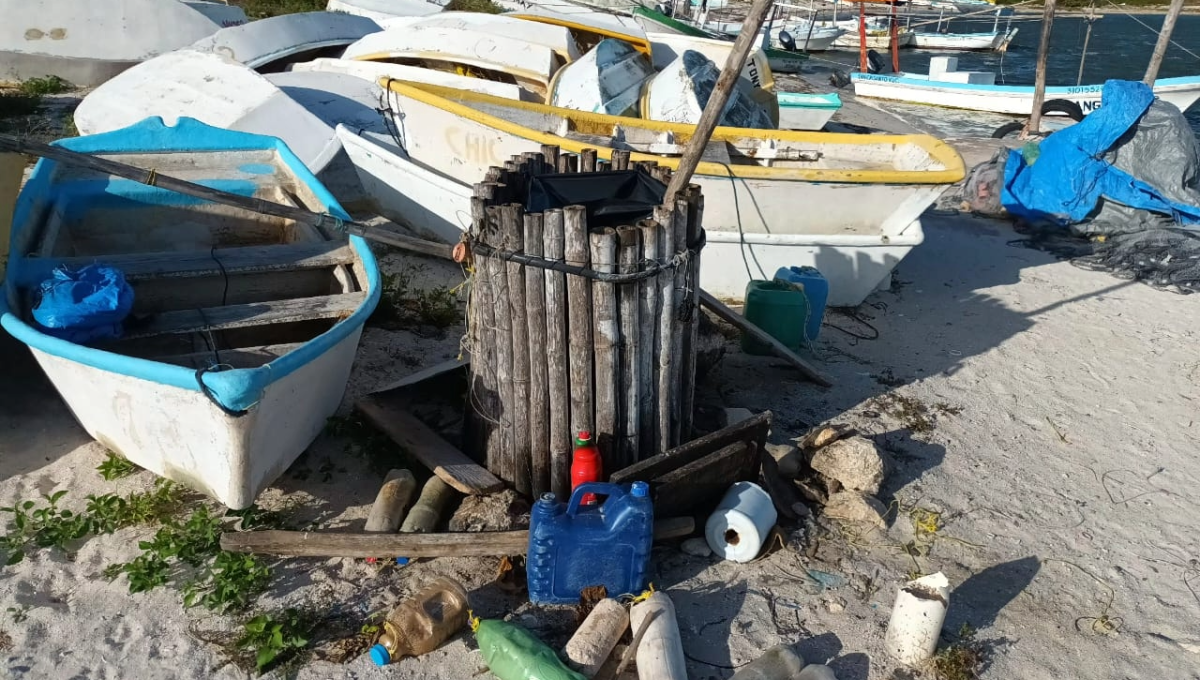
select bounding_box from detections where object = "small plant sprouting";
[97,450,141,481]
[932,624,986,680]
[237,609,314,673]
[182,551,273,613]
[0,490,91,565]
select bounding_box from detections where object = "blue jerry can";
[527,482,654,604]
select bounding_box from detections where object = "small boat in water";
[0,0,246,86]
[0,117,380,508]
[909,29,1016,51]
[777,91,841,130]
[550,39,654,117]
[75,51,342,174]
[629,5,824,73]
[379,80,964,305]
[189,11,382,72]
[643,50,775,129]
[852,57,1200,116]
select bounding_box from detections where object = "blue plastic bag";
[33,265,134,343]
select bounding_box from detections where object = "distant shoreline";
[1012,5,1200,15]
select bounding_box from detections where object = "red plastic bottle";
[571,431,602,505]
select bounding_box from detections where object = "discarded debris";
[705,482,778,562]
[474,616,586,680]
[364,469,416,534]
[681,537,714,558]
[564,598,628,678]
[449,489,530,533]
[369,577,469,666]
[729,643,805,679]
[885,572,951,666]
[797,664,839,680]
[796,424,854,452]
[630,591,687,680]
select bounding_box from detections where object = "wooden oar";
[0,132,454,261]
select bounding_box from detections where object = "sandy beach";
[3,29,1200,680]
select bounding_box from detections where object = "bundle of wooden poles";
[464,145,704,500]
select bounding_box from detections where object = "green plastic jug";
[741,280,809,355]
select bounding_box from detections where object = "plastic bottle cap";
[395,557,410,566]
[631,481,649,498]
[369,644,391,666]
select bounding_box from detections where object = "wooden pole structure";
[890,1,900,74]
[637,219,660,456]
[653,204,678,453]
[617,225,642,467]
[858,3,869,73]
[663,0,776,201]
[1144,0,1186,85]
[590,227,620,470]
[564,205,594,448]
[1076,8,1096,86]
[543,209,571,499]
[485,206,515,484]
[501,204,531,496]
[524,211,550,497]
[1027,0,1057,135]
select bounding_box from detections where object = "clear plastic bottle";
[730,644,806,680]
[369,577,470,666]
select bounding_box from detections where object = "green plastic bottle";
[473,617,587,680]
[741,280,810,355]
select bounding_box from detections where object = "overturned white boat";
[291,58,536,101]
[74,50,341,174]
[326,0,442,21]
[189,11,381,72]
[550,39,654,117]
[643,50,775,129]
[0,0,247,86]
[378,12,581,63]
[342,23,560,97]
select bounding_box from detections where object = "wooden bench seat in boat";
[120,291,367,340]
[42,241,357,282]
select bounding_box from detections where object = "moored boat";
[378,80,965,305]
[852,58,1200,116]
[290,58,536,101]
[777,91,841,130]
[0,117,380,508]
[909,29,1016,51]
[189,11,382,72]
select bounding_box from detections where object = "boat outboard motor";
[779,29,797,52]
[656,2,671,16]
[866,49,888,74]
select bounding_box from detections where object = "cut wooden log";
[564,205,594,439]
[524,212,550,497]
[652,205,677,453]
[221,517,696,557]
[637,220,659,457]
[699,290,832,387]
[400,476,458,533]
[355,395,505,495]
[617,225,641,467]
[486,206,516,481]
[365,469,417,533]
[502,203,532,495]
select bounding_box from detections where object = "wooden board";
[122,292,366,339]
[367,356,470,398]
[611,410,771,516]
[356,394,505,495]
[44,240,355,281]
[220,517,695,557]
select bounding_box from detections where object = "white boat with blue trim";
[0,117,380,509]
[778,92,841,130]
[852,67,1200,116]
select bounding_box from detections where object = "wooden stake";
[560,154,579,174]
[541,143,560,170]
[543,209,571,499]
[1144,0,1185,85]
[617,226,641,467]
[612,149,631,171]
[653,204,678,452]
[467,190,496,458]
[668,197,689,447]
[564,205,594,440]
[501,203,531,495]
[524,212,550,497]
[679,187,703,442]
[581,148,598,173]
[590,227,620,471]
[485,207,514,481]
[663,0,775,201]
[1027,0,1057,135]
[637,219,660,457]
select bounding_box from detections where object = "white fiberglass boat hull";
[190,11,381,70]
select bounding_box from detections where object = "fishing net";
[1003,99,1200,294]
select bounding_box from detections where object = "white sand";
[3,190,1200,678]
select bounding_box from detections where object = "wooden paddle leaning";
[0,133,455,261]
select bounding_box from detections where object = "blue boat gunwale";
[851,72,1200,95]
[0,117,381,413]
[777,92,843,110]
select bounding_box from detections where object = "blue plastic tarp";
[1001,80,1200,226]
[32,265,134,343]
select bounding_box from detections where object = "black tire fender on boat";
[1041,99,1085,121]
[866,49,887,74]
[992,121,1026,139]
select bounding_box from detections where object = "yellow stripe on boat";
[508,12,654,56]
[383,80,966,185]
